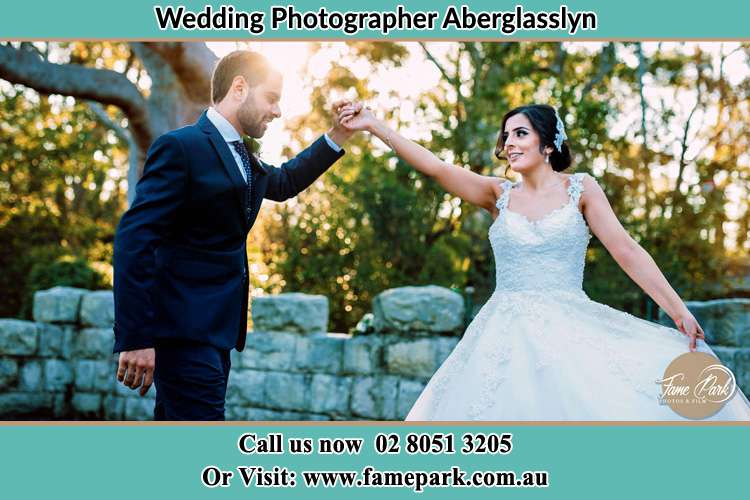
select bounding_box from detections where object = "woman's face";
[501,113,550,173]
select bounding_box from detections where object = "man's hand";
[117,348,155,396]
[339,104,377,133]
[327,99,362,147]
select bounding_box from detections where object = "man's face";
[237,71,282,138]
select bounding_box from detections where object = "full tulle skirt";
[406,289,750,421]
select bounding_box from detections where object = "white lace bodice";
[490,173,591,294]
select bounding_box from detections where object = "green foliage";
[257,42,749,331]
[264,150,473,330]
[0,83,126,318]
[22,254,108,317]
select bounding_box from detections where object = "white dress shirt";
[206,107,342,183]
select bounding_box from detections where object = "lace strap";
[495,179,514,211]
[567,173,586,206]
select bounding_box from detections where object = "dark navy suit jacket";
[113,111,344,353]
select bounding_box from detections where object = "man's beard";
[237,102,265,138]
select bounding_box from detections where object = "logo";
[656,352,738,419]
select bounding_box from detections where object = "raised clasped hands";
[338,102,378,133]
[327,99,362,146]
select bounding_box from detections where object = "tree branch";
[86,101,141,206]
[0,43,153,153]
[553,42,567,77]
[635,43,649,149]
[674,83,703,197]
[122,47,136,77]
[419,42,458,86]
[86,101,129,143]
[581,42,615,96]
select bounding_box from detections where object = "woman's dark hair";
[494,104,572,172]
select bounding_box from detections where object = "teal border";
[1,424,748,498]
[2,1,749,40]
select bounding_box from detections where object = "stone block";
[53,393,70,419]
[43,359,73,392]
[245,407,307,421]
[103,395,125,420]
[225,405,246,421]
[293,334,345,374]
[124,397,154,420]
[32,286,86,323]
[435,337,459,365]
[80,290,115,328]
[72,392,102,416]
[711,347,737,371]
[343,335,384,374]
[263,371,309,412]
[0,358,18,390]
[734,348,750,399]
[373,286,464,335]
[0,319,38,355]
[0,392,53,418]
[350,376,399,420]
[75,359,114,392]
[38,324,74,358]
[236,331,297,370]
[252,293,328,334]
[397,379,426,420]
[226,369,266,406]
[74,328,114,359]
[19,360,42,391]
[385,339,444,379]
[309,374,352,415]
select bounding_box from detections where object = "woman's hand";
[672,308,705,352]
[339,103,379,132]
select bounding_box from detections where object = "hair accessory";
[554,110,567,152]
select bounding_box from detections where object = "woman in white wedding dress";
[339,102,750,421]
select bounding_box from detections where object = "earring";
[544,153,550,163]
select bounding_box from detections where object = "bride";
[338,102,750,421]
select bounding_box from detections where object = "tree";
[0,87,121,317]
[0,41,220,317]
[0,42,217,203]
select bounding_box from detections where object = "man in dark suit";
[112,50,356,420]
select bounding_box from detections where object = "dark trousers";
[153,339,231,421]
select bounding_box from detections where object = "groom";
[112,50,355,420]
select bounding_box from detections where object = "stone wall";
[0,288,153,419]
[0,285,464,420]
[1,287,749,420]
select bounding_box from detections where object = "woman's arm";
[579,174,705,350]
[340,106,501,213]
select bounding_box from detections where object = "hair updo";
[495,104,572,172]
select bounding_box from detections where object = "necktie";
[230,140,253,221]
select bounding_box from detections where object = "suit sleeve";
[263,135,345,202]
[112,133,188,353]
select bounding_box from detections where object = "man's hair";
[211,50,272,104]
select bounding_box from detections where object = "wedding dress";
[406,173,750,420]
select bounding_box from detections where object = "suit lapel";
[199,112,247,218]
